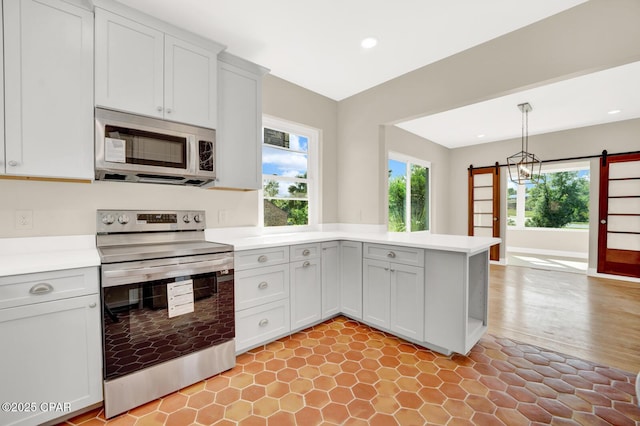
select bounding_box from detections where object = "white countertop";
[206,226,500,255]
[0,235,100,277]
[0,227,500,277]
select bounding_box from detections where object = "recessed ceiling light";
[361,37,378,49]
[608,109,621,115]
[477,134,486,138]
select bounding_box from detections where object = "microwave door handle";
[102,259,230,287]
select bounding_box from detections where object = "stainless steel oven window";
[102,269,234,381]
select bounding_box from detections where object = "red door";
[468,165,500,261]
[598,152,640,278]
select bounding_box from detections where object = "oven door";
[101,253,234,381]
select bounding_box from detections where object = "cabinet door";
[95,8,164,119]
[362,259,390,329]
[216,59,263,189]
[340,241,362,320]
[165,35,217,128]
[0,1,4,174]
[390,263,425,341]
[0,294,102,426]
[290,258,321,330]
[321,242,340,319]
[4,0,94,179]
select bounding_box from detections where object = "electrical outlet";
[218,210,227,224]
[15,210,33,230]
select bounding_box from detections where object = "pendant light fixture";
[507,102,541,185]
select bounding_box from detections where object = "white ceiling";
[116,0,586,101]
[396,60,640,148]
[115,0,639,148]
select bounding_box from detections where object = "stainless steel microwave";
[95,108,216,186]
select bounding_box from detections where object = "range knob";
[183,215,191,223]
[118,214,130,225]
[193,214,203,223]
[101,214,115,225]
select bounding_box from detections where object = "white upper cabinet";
[216,52,269,189]
[94,9,164,120]
[165,35,218,128]
[3,0,94,179]
[94,3,223,129]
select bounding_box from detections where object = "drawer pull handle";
[302,249,311,256]
[29,283,54,295]
[387,251,396,258]
[89,302,97,308]
[258,318,269,327]
[258,281,269,289]
[258,255,268,263]
[303,261,311,268]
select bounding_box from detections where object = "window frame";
[506,161,590,230]
[387,151,432,233]
[260,115,320,231]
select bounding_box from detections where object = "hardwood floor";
[488,263,640,373]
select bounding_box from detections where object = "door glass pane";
[388,159,407,232]
[410,164,428,231]
[474,227,493,237]
[474,200,493,214]
[607,233,640,251]
[608,180,640,197]
[474,187,493,199]
[608,198,640,214]
[608,216,640,233]
[474,214,493,227]
[609,161,640,179]
[474,173,492,186]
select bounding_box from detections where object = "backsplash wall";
[0,179,258,237]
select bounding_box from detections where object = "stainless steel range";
[96,210,235,418]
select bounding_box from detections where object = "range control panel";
[96,210,206,234]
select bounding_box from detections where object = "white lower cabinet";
[362,244,425,342]
[236,299,290,352]
[0,267,102,426]
[290,244,322,331]
[234,240,489,357]
[234,247,290,353]
[362,259,391,328]
[339,241,362,320]
[389,262,424,341]
[321,241,340,319]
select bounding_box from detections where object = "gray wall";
[262,75,339,224]
[336,0,640,226]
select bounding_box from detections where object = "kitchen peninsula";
[206,226,500,357]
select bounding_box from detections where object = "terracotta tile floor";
[62,316,640,425]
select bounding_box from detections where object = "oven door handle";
[102,259,231,287]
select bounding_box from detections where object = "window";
[388,153,431,232]
[261,116,318,227]
[507,163,589,229]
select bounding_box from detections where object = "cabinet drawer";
[363,243,424,267]
[236,300,290,353]
[290,243,321,261]
[235,246,289,270]
[236,264,289,311]
[0,267,99,310]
